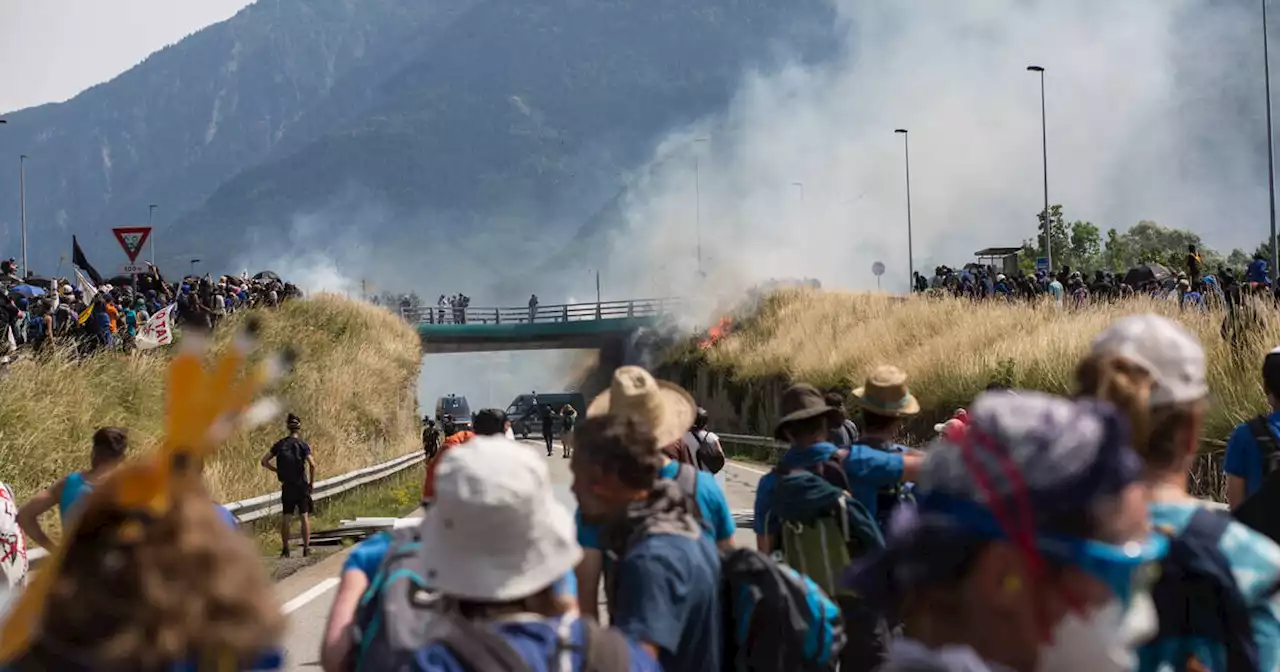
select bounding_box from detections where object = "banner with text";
[135,303,177,351]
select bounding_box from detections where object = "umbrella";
[1123,263,1172,288]
[252,270,280,281]
[9,284,45,298]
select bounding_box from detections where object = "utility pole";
[148,204,158,267]
[894,130,914,292]
[1027,65,1052,273]
[1264,0,1278,272]
[19,154,28,277]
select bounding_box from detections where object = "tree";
[1102,228,1128,272]
[1067,221,1102,270]
[1227,248,1252,272]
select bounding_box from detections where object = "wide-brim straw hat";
[773,383,843,440]
[588,366,696,448]
[852,365,921,418]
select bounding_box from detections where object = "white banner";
[135,303,177,351]
[74,267,97,304]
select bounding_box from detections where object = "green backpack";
[765,455,885,598]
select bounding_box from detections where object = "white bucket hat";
[417,435,581,602]
[587,365,696,447]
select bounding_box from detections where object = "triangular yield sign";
[112,227,152,264]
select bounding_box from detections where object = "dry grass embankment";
[0,294,422,511]
[696,289,1278,444]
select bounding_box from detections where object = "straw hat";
[852,365,920,417]
[587,366,696,447]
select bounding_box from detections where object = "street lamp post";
[19,154,28,277]
[894,129,914,293]
[1027,65,1052,273]
[791,181,805,203]
[190,258,201,276]
[694,137,709,278]
[1263,0,1278,272]
[148,204,158,266]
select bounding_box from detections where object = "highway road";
[270,440,765,671]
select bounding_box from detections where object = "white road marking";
[282,577,340,614]
[725,459,768,475]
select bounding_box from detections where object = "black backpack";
[692,430,725,475]
[272,438,309,484]
[1234,417,1280,543]
[1150,508,1273,671]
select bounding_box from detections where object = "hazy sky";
[0,0,252,113]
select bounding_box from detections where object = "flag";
[74,267,98,325]
[135,303,177,351]
[72,236,103,286]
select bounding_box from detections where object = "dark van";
[505,392,586,439]
[434,394,473,431]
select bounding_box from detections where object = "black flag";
[72,235,104,286]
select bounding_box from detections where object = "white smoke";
[607,0,1271,296]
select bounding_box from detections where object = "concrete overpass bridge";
[404,298,681,354]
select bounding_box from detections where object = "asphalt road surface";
[272,440,764,671]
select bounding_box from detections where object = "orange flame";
[698,316,734,349]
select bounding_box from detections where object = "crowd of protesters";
[0,257,300,360]
[912,245,1280,314]
[9,305,1280,668]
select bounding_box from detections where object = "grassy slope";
[691,289,1277,444]
[0,294,422,507]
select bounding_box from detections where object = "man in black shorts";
[260,413,316,557]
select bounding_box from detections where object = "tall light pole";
[693,137,709,277]
[1027,65,1052,273]
[894,129,914,292]
[791,181,804,203]
[19,154,28,277]
[1263,0,1278,273]
[148,204,158,266]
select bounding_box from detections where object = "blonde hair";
[1075,353,1201,470]
[16,481,283,671]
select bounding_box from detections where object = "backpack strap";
[1247,415,1280,477]
[673,462,703,524]
[1181,508,1259,672]
[815,448,852,493]
[579,618,632,672]
[437,616,532,672]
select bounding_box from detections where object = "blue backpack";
[349,527,441,671]
[1147,509,1270,671]
[666,464,846,671]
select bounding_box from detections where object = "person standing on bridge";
[260,413,316,558]
[529,293,539,323]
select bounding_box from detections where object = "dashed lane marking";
[282,577,340,614]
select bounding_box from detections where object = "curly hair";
[14,479,283,671]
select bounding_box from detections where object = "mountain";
[0,0,841,288]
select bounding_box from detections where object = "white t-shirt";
[0,482,28,617]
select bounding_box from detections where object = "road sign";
[120,264,147,275]
[1035,256,1050,273]
[872,261,886,276]
[112,226,152,263]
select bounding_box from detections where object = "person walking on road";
[18,426,129,551]
[421,414,475,505]
[260,414,315,558]
[540,402,557,457]
[682,407,725,474]
[411,435,660,671]
[560,403,577,458]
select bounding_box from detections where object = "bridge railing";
[402,297,682,325]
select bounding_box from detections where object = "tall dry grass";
[702,290,1278,444]
[0,294,422,509]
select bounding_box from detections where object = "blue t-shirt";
[1224,411,1280,497]
[414,615,659,672]
[1137,501,1280,672]
[576,461,735,549]
[59,472,93,523]
[612,533,721,672]
[753,441,905,536]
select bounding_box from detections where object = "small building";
[973,247,1023,277]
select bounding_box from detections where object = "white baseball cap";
[417,435,581,602]
[1089,314,1208,406]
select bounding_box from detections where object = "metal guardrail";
[401,297,682,326]
[27,450,425,568]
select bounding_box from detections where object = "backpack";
[826,420,859,449]
[663,465,847,671]
[1149,509,1272,672]
[763,455,884,599]
[1247,415,1280,479]
[272,438,309,484]
[350,527,439,671]
[692,430,725,475]
[23,313,44,344]
[429,614,632,672]
[1234,418,1280,543]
